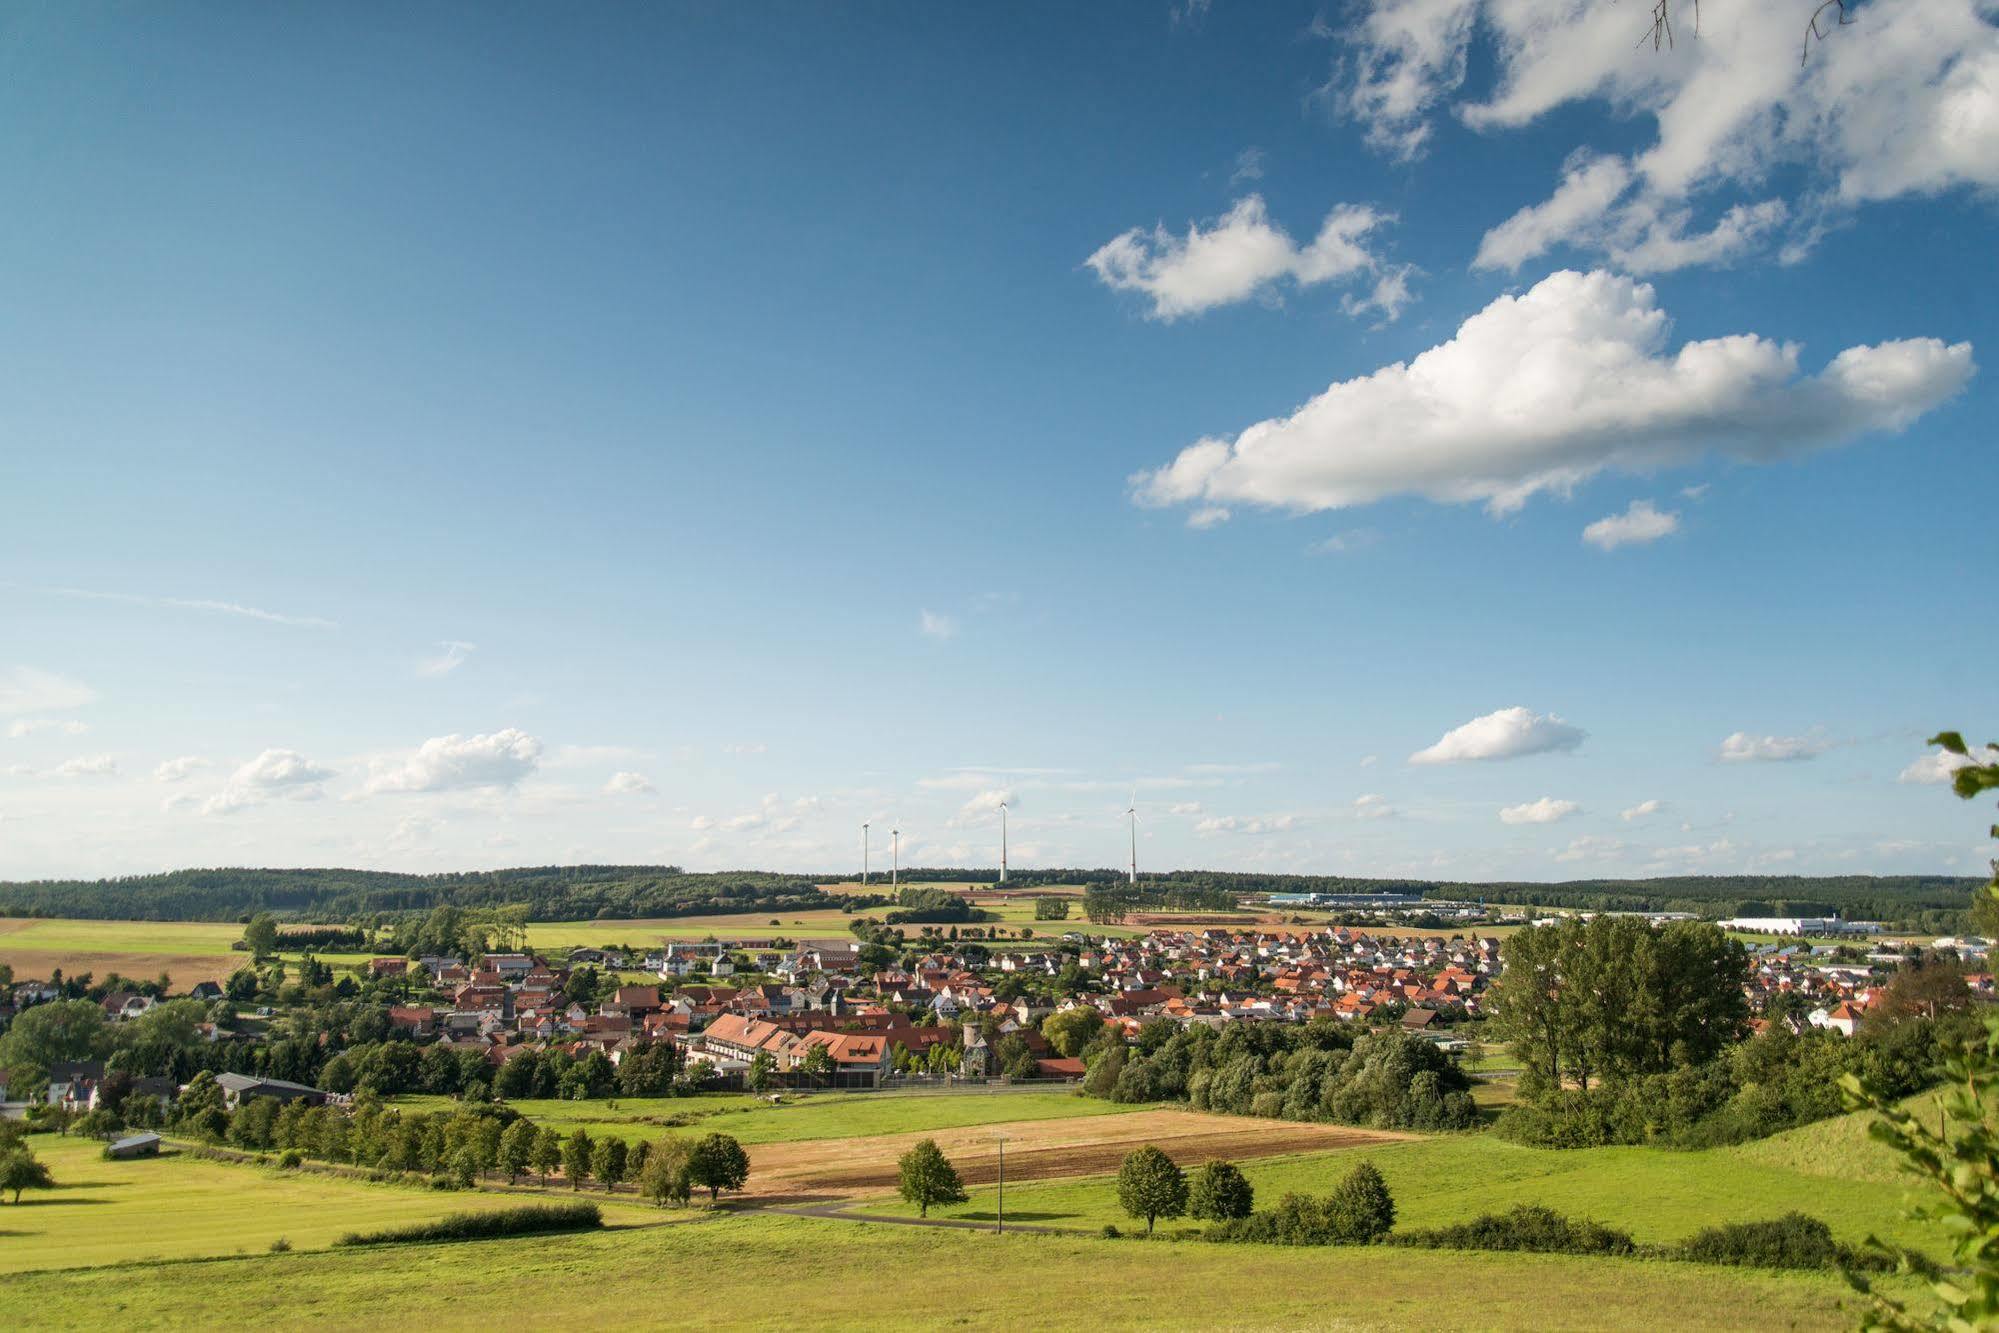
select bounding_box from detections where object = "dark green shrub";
[1678,1213,1841,1270]
[276,1149,304,1170]
[1390,1205,1635,1256]
[336,1202,602,1247]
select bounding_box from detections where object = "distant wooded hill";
[0,864,1981,929]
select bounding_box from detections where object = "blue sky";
[2,1,1994,881]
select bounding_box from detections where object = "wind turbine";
[998,800,1008,885]
[891,825,900,891]
[861,822,870,886]
[1126,790,1138,886]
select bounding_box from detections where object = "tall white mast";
[1127,795,1137,886]
[862,822,870,886]
[891,827,900,892]
[999,801,1008,885]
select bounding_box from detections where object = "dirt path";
[740,1108,1407,1205]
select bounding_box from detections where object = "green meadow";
[0,1207,1888,1331]
[0,1135,665,1274]
[395,1088,1147,1146]
[849,1104,1943,1254]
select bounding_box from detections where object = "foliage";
[1389,1205,1635,1256]
[1678,1212,1844,1270]
[1205,1162,1395,1246]
[1093,1019,1477,1132]
[1187,1160,1254,1222]
[686,1132,749,1202]
[1835,730,1999,1331]
[334,1202,602,1246]
[1496,914,1748,1100]
[895,1138,968,1218]
[561,1129,593,1188]
[638,1137,693,1207]
[0,999,114,1081]
[1034,896,1071,920]
[1041,1007,1103,1059]
[0,1147,54,1204]
[1114,1145,1187,1235]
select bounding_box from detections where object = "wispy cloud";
[50,587,335,629]
[418,640,476,677]
[919,609,959,640]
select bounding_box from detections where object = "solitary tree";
[562,1128,594,1189]
[686,1132,750,1204]
[797,1044,835,1088]
[0,1148,54,1204]
[895,1138,968,1218]
[242,913,281,960]
[746,1050,776,1094]
[1115,1145,1188,1235]
[1187,1159,1254,1222]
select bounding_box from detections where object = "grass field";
[394,1088,1147,1147]
[848,1105,1944,1254]
[0,1207,1890,1330]
[0,1134,663,1274]
[0,917,249,986]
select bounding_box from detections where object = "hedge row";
[336,1202,602,1247]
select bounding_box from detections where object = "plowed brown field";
[742,1108,1405,1203]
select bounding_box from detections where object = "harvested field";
[741,1108,1404,1204]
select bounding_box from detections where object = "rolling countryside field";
[0,1210,1880,1332]
[0,1134,668,1274]
[0,1084,1942,1329]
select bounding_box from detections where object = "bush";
[1205,1163,1396,1247]
[1100,1224,1122,1239]
[1678,1213,1842,1270]
[276,1150,304,1170]
[335,1202,602,1247]
[269,1237,292,1253]
[1390,1205,1635,1256]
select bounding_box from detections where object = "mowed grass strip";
[849,1122,1942,1252]
[0,1135,662,1274]
[396,1089,1149,1146]
[0,1209,1889,1331]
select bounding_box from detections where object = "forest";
[0,864,1978,929]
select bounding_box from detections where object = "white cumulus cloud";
[1719,731,1831,763]
[1900,745,1999,784]
[1583,499,1681,550]
[919,609,958,640]
[1620,798,1663,822]
[54,754,119,778]
[953,788,1014,826]
[1500,797,1581,824]
[1353,793,1396,821]
[1086,195,1400,320]
[363,728,542,795]
[1132,270,1973,520]
[604,771,656,796]
[1411,706,1585,765]
[1332,0,1999,269]
[154,756,211,783]
[202,748,336,815]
